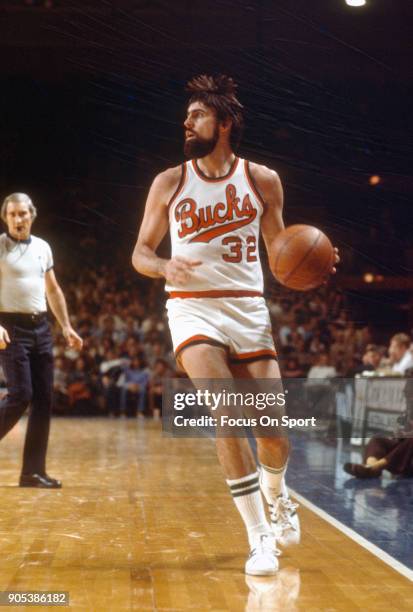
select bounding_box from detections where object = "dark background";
[1,0,412,336]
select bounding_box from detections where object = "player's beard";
[184,124,220,159]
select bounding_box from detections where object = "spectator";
[307,353,337,381]
[360,344,385,373]
[278,315,294,347]
[148,358,172,419]
[344,438,413,479]
[53,357,69,413]
[283,357,305,378]
[99,349,128,416]
[389,333,413,375]
[118,354,149,418]
[117,316,142,344]
[67,357,96,415]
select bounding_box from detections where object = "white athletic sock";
[226,471,270,548]
[259,464,288,505]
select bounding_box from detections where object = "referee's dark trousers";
[0,312,53,475]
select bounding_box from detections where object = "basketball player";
[0,193,83,487]
[132,75,338,574]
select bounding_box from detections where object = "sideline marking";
[290,487,413,582]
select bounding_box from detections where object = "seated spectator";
[344,438,413,479]
[99,349,128,416]
[95,315,124,345]
[278,315,294,348]
[97,302,124,332]
[118,355,150,418]
[283,331,302,357]
[307,335,327,357]
[95,337,115,363]
[120,336,142,359]
[329,328,349,364]
[282,357,305,378]
[389,333,413,375]
[148,358,172,419]
[358,344,385,373]
[53,357,69,413]
[145,340,175,370]
[355,326,372,353]
[306,353,337,382]
[345,367,413,478]
[67,357,96,415]
[141,313,166,336]
[117,316,142,344]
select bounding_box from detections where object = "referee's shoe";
[19,473,62,488]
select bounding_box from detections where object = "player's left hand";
[322,247,340,285]
[331,247,340,274]
[63,326,83,351]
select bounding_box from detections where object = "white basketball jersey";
[167,157,265,296]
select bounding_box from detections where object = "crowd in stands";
[266,282,374,378]
[38,263,411,417]
[49,265,175,417]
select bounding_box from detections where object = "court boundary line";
[289,487,413,582]
[202,437,413,581]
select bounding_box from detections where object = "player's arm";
[45,269,83,350]
[0,256,11,348]
[132,167,201,286]
[248,163,285,257]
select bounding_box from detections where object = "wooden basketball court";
[0,418,411,611]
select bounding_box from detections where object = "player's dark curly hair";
[186,74,244,151]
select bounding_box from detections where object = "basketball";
[270,225,334,291]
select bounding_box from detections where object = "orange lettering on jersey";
[175,199,198,238]
[214,202,227,223]
[175,184,257,243]
[199,205,213,227]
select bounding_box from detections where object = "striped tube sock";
[226,471,270,547]
[259,463,288,505]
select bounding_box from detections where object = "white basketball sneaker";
[245,534,280,576]
[269,495,300,548]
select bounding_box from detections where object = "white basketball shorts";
[166,296,277,363]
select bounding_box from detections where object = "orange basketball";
[270,225,334,291]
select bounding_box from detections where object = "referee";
[0,193,83,488]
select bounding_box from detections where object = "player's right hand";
[164,256,202,286]
[0,326,11,350]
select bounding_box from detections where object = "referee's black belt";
[0,312,48,328]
